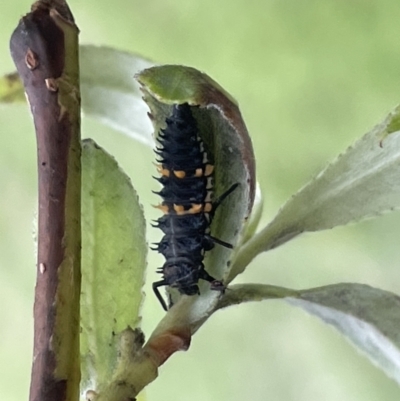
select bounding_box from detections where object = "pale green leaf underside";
[290,284,400,385]
[80,45,154,145]
[238,183,263,245]
[0,45,154,145]
[81,139,147,392]
[227,183,263,283]
[231,106,400,278]
[218,283,400,385]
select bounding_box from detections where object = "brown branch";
[10,2,81,401]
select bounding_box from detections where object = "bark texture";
[10,2,81,401]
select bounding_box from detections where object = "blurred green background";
[2,1,400,400]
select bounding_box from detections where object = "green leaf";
[216,283,298,310]
[0,45,154,144]
[80,45,154,145]
[217,282,400,385]
[136,65,255,346]
[238,183,264,244]
[231,106,400,276]
[80,139,147,393]
[290,283,400,385]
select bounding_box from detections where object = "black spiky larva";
[152,103,238,311]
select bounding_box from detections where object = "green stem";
[216,283,300,310]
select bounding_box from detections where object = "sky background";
[1,1,400,400]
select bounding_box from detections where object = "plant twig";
[10,1,81,401]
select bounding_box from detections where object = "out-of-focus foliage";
[2,1,400,401]
[0,72,24,102]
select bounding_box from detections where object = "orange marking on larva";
[155,164,171,177]
[154,204,169,214]
[188,204,203,214]
[205,164,214,176]
[173,204,185,213]
[156,164,171,177]
[195,168,203,177]
[204,203,213,213]
[174,170,186,179]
